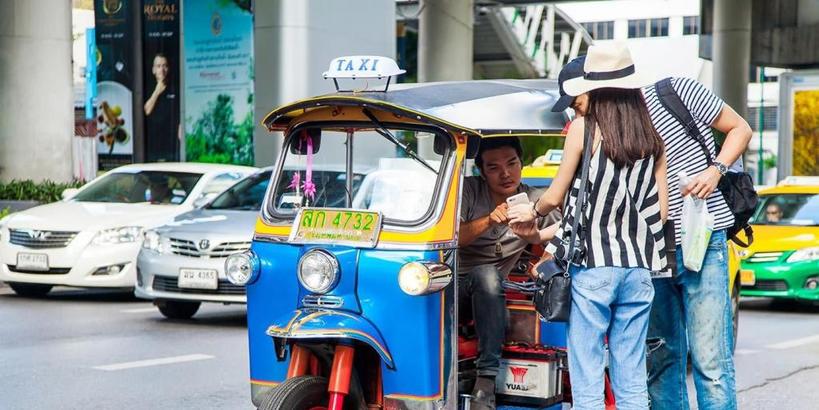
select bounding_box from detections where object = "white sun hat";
[562,42,653,96]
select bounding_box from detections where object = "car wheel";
[731,279,739,354]
[157,300,201,319]
[258,376,329,410]
[8,282,53,297]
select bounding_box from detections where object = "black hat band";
[583,65,635,81]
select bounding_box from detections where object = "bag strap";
[565,117,595,269]
[655,77,714,166]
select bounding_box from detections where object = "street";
[1,284,817,409]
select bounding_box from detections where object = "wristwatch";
[713,161,728,176]
[533,198,547,218]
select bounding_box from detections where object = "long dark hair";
[586,88,664,168]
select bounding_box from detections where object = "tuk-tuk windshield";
[269,127,449,224]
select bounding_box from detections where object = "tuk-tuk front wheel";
[259,376,328,410]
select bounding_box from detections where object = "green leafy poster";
[183,0,254,165]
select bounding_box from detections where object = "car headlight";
[92,226,142,245]
[141,230,167,253]
[398,262,452,296]
[225,250,260,285]
[297,249,339,294]
[787,247,819,263]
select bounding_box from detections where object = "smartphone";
[505,192,529,208]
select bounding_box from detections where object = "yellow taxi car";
[521,148,562,187]
[739,176,819,301]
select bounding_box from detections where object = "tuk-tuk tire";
[258,376,329,410]
[156,300,201,320]
[8,283,53,298]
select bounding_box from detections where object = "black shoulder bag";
[655,78,759,247]
[530,117,594,322]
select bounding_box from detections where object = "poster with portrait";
[94,0,135,165]
[142,0,181,162]
[183,0,254,165]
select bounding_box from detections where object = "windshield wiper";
[362,108,437,175]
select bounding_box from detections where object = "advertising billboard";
[94,0,136,165]
[182,0,254,165]
[778,71,819,178]
[142,0,181,162]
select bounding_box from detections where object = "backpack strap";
[655,77,713,165]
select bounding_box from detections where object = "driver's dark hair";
[475,137,523,170]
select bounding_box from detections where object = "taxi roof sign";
[323,56,405,92]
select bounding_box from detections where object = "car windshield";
[207,171,272,211]
[269,126,449,223]
[73,171,203,204]
[751,193,819,226]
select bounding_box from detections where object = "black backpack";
[655,78,758,247]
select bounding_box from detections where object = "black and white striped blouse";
[546,131,667,272]
[642,78,734,244]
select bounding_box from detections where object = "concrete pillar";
[712,0,751,119]
[418,0,474,82]
[0,0,73,182]
[253,0,396,167]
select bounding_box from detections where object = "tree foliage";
[185,93,254,165]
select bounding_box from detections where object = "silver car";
[135,168,272,319]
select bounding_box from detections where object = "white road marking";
[734,349,760,355]
[93,354,214,371]
[120,307,158,313]
[766,334,819,350]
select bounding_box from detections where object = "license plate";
[740,269,756,286]
[290,208,381,247]
[178,268,218,290]
[16,253,49,271]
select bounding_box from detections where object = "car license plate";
[290,208,382,247]
[178,268,218,290]
[16,253,49,271]
[740,269,756,286]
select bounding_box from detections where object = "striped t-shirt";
[545,124,667,272]
[642,77,734,244]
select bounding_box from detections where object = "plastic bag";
[679,172,714,272]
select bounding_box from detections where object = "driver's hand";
[489,203,509,226]
[508,202,536,224]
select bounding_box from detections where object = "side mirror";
[62,188,79,200]
[193,194,213,209]
[289,128,322,155]
[433,133,453,155]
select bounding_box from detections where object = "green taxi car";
[740,177,819,301]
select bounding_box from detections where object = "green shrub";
[0,207,10,219]
[0,180,85,203]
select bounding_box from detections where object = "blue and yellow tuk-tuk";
[226,56,573,410]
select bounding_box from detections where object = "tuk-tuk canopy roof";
[263,79,570,136]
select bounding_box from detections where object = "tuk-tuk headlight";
[225,250,260,285]
[398,262,453,296]
[298,250,339,294]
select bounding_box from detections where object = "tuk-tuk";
[226,56,573,410]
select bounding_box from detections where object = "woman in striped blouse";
[510,43,669,409]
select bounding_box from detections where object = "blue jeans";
[647,229,736,410]
[567,265,655,410]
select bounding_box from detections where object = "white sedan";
[0,162,257,297]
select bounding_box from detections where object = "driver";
[458,136,560,409]
[765,203,783,223]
